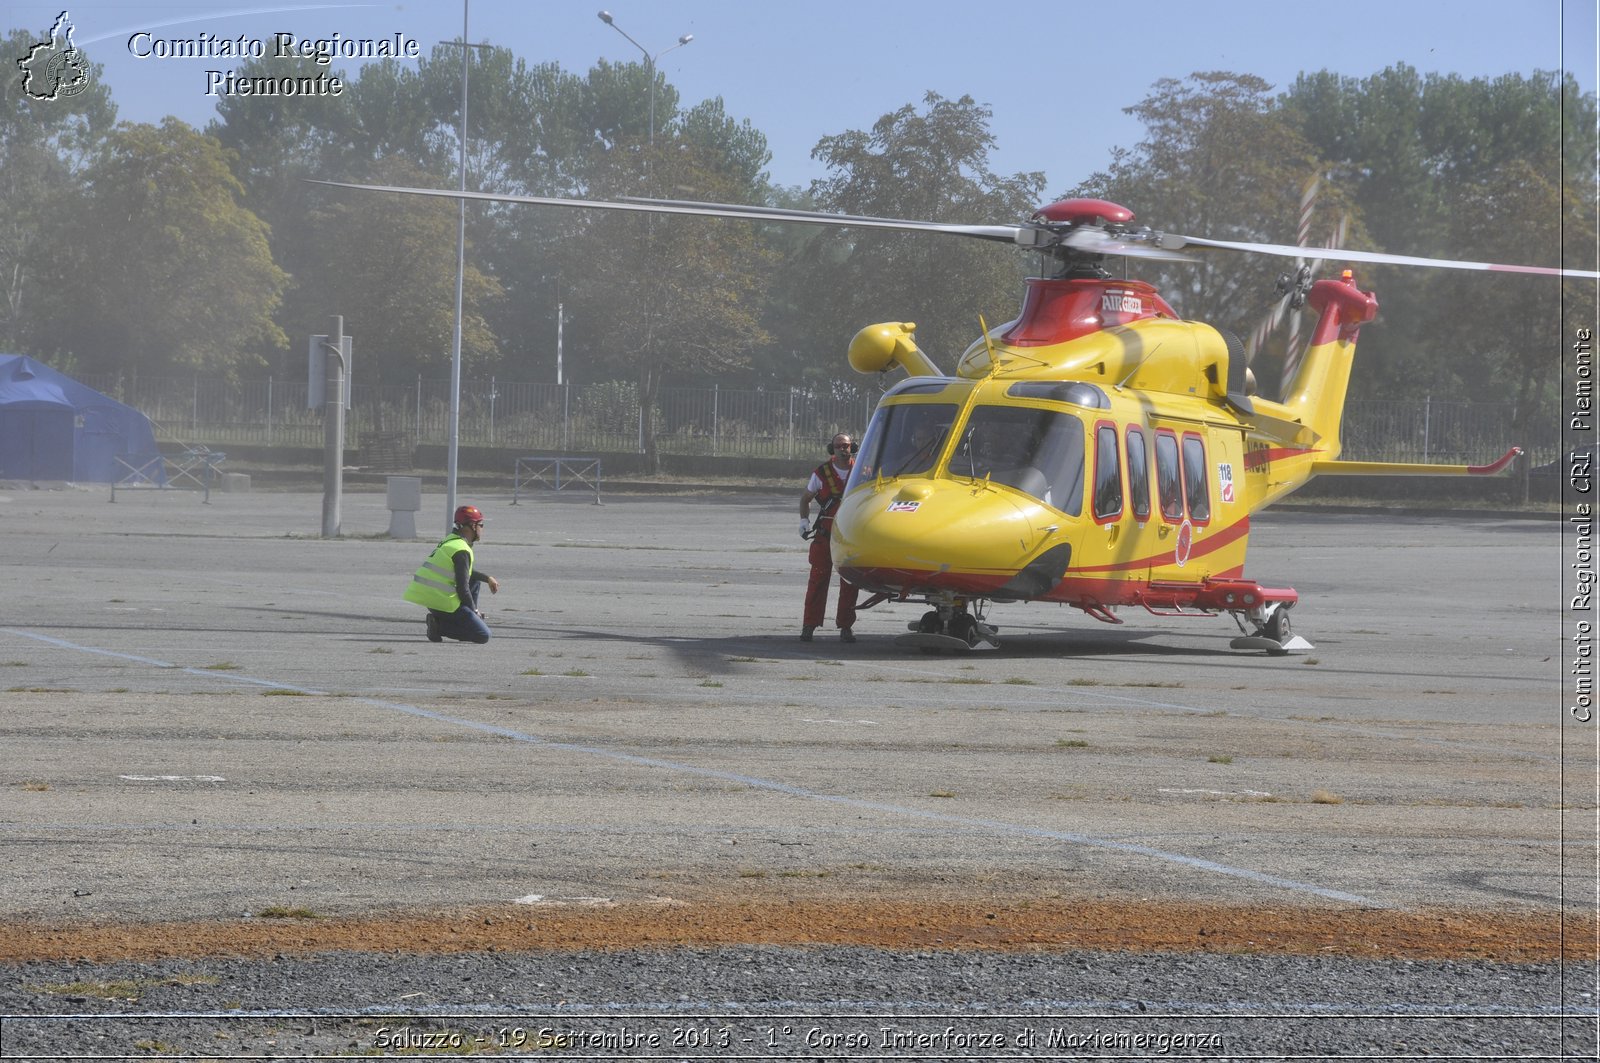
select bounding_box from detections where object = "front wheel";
[1264,607,1292,642]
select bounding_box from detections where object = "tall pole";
[596,11,693,473]
[321,315,345,538]
[646,53,656,145]
[596,11,693,145]
[444,0,470,534]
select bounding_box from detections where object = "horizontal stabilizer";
[1310,447,1521,478]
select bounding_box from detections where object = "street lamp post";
[596,10,693,473]
[596,10,692,145]
[441,1,490,533]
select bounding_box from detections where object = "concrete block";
[386,475,423,539]
[386,475,422,511]
[388,509,418,539]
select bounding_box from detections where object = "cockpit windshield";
[951,405,1086,515]
[848,401,1086,515]
[847,403,957,491]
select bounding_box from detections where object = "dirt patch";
[2,897,1589,964]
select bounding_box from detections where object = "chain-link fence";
[73,373,1560,467]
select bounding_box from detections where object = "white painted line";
[5,627,1382,907]
[1159,787,1273,797]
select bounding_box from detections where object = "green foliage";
[0,26,116,351]
[1075,67,1592,414]
[780,92,1044,376]
[299,155,501,384]
[1,22,1587,433]
[1282,66,1596,410]
[573,380,645,438]
[557,129,778,467]
[1072,71,1367,396]
[40,118,287,376]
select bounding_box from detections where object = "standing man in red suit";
[798,432,859,643]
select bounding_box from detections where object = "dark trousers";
[803,532,858,630]
[432,582,491,643]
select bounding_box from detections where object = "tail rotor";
[1243,176,1353,399]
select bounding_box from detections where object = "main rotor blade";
[307,180,1025,243]
[1171,234,1600,280]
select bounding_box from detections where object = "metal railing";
[73,374,1560,468]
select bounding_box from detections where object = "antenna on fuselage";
[978,314,1000,372]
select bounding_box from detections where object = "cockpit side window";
[1092,422,1123,521]
[1126,427,1151,522]
[847,403,957,492]
[1181,433,1211,523]
[953,405,1084,515]
[1155,429,1183,522]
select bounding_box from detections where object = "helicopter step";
[1228,633,1315,656]
[896,605,1000,653]
[895,631,999,653]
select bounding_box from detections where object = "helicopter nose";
[831,479,1046,594]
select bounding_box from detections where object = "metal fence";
[74,374,1560,467]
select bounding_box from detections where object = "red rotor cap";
[1032,198,1135,226]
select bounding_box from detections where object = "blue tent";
[0,355,164,483]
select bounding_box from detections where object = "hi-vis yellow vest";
[403,534,473,611]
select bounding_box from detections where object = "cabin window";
[1126,427,1151,522]
[883,379,955,399]
[848,403,958,490]
[1155,430,1183,521]
[1182,433,1211,522]
[1005,381,1110,409]
[1093,423,1123,521]
[953,405,1085,515]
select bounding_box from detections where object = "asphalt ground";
[0,482,1590,929]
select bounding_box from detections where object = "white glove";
[800,519,811,538]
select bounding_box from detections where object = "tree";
[300,156,501,385]
[1072,72,1367,398]
[207,53,366,377]
[558,137,777,469]
[778,92,1044,390]
[1282,67,1596,408]
[41,119,287,377]
[0,25,116,352]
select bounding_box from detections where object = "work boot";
[839,627,856,643]
[800,626,815,642]
[425,613,442,643]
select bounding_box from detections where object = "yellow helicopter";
[313,180,1594,654]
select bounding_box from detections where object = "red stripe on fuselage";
[1068,515,1250,575]
[1243,446,1320,470]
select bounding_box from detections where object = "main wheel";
[917,610,943,634]
[949,614,980,647]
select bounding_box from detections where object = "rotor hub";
[1031,198,1136,227]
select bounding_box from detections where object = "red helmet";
[453,504,484,527]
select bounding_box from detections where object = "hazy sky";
[11,0,1598,199]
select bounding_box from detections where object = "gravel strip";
[3,946,1593,1059]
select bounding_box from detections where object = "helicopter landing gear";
[1228,601,1314,656]
[898,599,1000,653]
